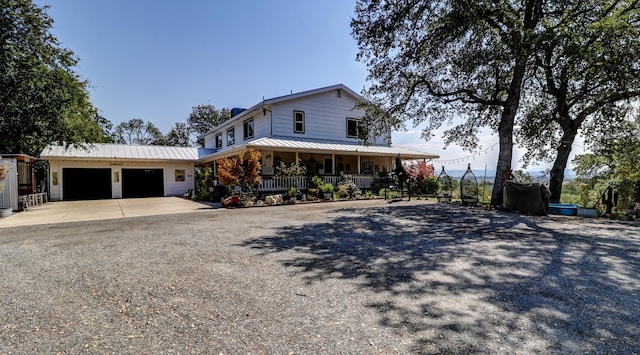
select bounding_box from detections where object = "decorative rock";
[265,194,283,206]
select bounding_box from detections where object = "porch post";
[331,154,335,175]
[357,155,361,174]
[295,151,299,163]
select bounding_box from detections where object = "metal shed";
[0,154,36,211]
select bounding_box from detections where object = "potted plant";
[319,182,334,200]
[0,162,11,218]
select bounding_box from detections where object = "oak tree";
[518,0,640,202]
[352,0,544,206]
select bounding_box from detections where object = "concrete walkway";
[0,197,220,228]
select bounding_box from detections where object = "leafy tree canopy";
[352,0,640,205]
[112,118,164,145]
[516,0,640,202]
[164,122,192,147]
[0,0,111,156]
[216,149,262,189]
[352,0,545,205]
[187,104,231,146]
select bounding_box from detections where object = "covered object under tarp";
[503,180,550,216]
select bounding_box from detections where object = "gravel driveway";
[1,199,639,354]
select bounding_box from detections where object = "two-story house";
[197,84,438,190]
[38,84,438,201]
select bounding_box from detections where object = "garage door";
[63,168,112,201]
[122,169,164,198]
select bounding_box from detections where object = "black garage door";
[63,168,112,201]
[122,169,164,198]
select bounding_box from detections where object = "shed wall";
[0,158,18,210]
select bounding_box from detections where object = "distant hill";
[438,168,576,182]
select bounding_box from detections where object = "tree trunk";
[548,129,578,203]
[491,108,516,207]
[490,57,529,207]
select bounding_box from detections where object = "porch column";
[295,151,299,163]
[357,155,361,174]
[331,154,335,175]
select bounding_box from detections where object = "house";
[38,84,439,201]
[0,154,37,211]
[196,84,439,191]
[40,144,198,201]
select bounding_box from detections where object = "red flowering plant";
[404,161,438,196]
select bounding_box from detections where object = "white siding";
[203,134,216,149]
[201,107,271,154]
[270,90,386,145]
[254,110,271,138]
[47,159,195,201]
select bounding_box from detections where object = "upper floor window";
[293,110,305,133]
[226,127,235,146]
[243,118,254,140]
[346,117,367,139]
[215,133,222,149]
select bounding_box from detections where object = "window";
[226,127,235,146]
[215,133,222,149]
[293,110,305,133]
[243,118,254,140]
[175,169,185,182]
[346,118,368,140]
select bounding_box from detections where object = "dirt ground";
[1,199,639,354]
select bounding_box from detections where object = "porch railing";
[257,175,373,192]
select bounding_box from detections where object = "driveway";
[0,197,219,228]
[1,200,639,353]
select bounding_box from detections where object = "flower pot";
[0,207,12,218]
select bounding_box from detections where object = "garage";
[63,168,112,201]
[41,143,197,201]
[122,168,164,198]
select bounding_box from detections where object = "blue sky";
[35,0,583,172]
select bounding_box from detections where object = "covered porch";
[196,136,439,193]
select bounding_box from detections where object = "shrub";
[337,173,360,199]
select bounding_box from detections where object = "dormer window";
[293,110,305,133]
[215,133,222,149]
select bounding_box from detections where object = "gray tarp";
[503,180,550,216]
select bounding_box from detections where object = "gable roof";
[262,83,360,105]
[199,83,360,139]
[40,143,199,162]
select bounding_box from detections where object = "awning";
[197,136,439,163]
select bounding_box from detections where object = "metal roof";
[197,136,439,162]
[40,143,199,161]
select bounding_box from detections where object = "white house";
[38,84,439,201]
[197,84,439,190]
